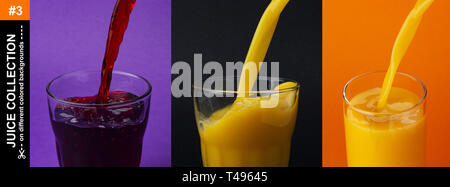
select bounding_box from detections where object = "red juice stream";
[97,0,136,104]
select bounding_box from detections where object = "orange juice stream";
[197,0,298,167]
[377,0,433,109]
[345,0,433,167]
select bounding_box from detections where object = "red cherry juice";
[51,91,149,167]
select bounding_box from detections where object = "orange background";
[0,0,29,20]
[323,0,450,167]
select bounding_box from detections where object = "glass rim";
[46,70,152,107]
[192,76,300,94]
[343,70,427,115]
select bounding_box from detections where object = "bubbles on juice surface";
[349,87,423,126]
[54,90,145,128]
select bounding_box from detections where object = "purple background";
[30,0,171,167]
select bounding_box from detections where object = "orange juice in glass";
[193,77,299,167]
[343,71,426,167]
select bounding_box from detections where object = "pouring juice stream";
[97,0,137,104]
[237,0,290,97]
[377,0,434,110]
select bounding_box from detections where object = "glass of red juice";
[46,70,151,167]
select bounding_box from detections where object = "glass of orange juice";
[193,76,300,167]
[343,71,427,167]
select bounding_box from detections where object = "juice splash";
[196,0,299,167]
[97,0,137,104]
[345,87,425,167]
[377,0,434,110]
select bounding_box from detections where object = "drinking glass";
[343,71,426,167]
[193,76,300,167]
[47,70,151,167]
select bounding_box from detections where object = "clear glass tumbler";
[47,70,151,167]
[193,76,300,167]
[343,71,426,167]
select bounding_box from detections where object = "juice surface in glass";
[195,82,299,167]
[343,72,426,167]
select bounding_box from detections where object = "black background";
[172,0,322,167]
